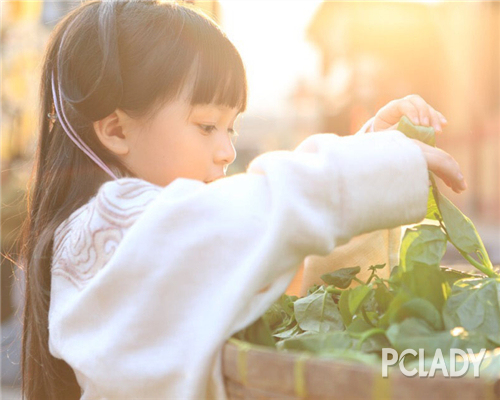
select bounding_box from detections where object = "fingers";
[396,100,420,126]
[404,94,448,135]
[428,110,443,134]
[432,152,467,193]
[405,95,430,126]
[427,105,448,134]
[410,139,467,194]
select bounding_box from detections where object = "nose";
[214,134,237,167]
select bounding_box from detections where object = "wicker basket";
[222,338,500,400]
[223,263,500,399]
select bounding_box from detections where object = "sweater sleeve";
[48,129,429,400]
[297,116,401,296]
[355,116,375,135]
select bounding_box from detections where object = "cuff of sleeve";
[326,129,429,242]
[355,116,375,135]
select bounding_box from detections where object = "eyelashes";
[198,124,239,138]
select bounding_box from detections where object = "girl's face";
[98,97,240,188]
[130,100,239,187]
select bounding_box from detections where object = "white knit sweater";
[49,118,430,399]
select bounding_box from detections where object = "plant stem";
[437,215,499,278]
[353,277,365,285]
[326,286,342,295]
[457,249,498,278]
[361,306,375,327]
[365,271,376,285]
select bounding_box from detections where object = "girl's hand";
[410,138,468,194]
[372,94,448,134]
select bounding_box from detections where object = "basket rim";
[224,337,500,378]
[222,337,500,400]
[225,336,381,372]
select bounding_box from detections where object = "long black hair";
[16,1,247,398]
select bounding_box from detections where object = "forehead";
[188,103,240,120]
[193,104,238,114]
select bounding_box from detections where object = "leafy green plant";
[233,116,500,376]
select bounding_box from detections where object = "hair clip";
[47,102,58,126]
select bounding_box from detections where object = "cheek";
[174,134,212,171]
[145,127,211,179]
[138,131,173,165]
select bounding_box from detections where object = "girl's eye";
[198,124,239,140]
[199,124,217,134]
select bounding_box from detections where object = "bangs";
[123,2,248,123]
[186,39,247,114]
[171,3,247,116]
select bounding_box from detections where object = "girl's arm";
[297,116,396,297]
[49,129,428,399]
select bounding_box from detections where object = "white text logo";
[381,348,487,378]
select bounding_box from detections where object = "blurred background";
[1,1,499,397]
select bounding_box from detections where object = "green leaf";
[263,294,294,331]
[306,283,322,296]
[338,289,353,327]
[346,316,373,334]
[374,282,394,314]
[396,225,450,309]
[435,190,493,270]
[294,287,344,333]
[321,266,361,289]
[360,288,378,314]
[273,323,302,339]
[390,265,399,277]
[233,315,276,348]
[399,225,447,272]
[396,115,436,147]
[401,264,450,312]
[440,266,477,287]
[368,264,386,272]
[262,293,299,337]
[277,329,388,362]
[378,290,412,329]
[348,285,372,316]
[475,350,500,380]
[276,330,353,353]
[386,317,491,355]
[425,186,440,220]
[347,316,390,352]
[443,277,500,338]
[393,298,443,330]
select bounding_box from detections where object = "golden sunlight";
[218,0,323,115]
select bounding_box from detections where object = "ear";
[93,109,131,156]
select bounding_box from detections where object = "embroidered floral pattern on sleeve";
[51,178,162,290]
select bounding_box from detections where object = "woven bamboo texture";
[222,336,500,400]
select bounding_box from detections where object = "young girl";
[18,1,467,399]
